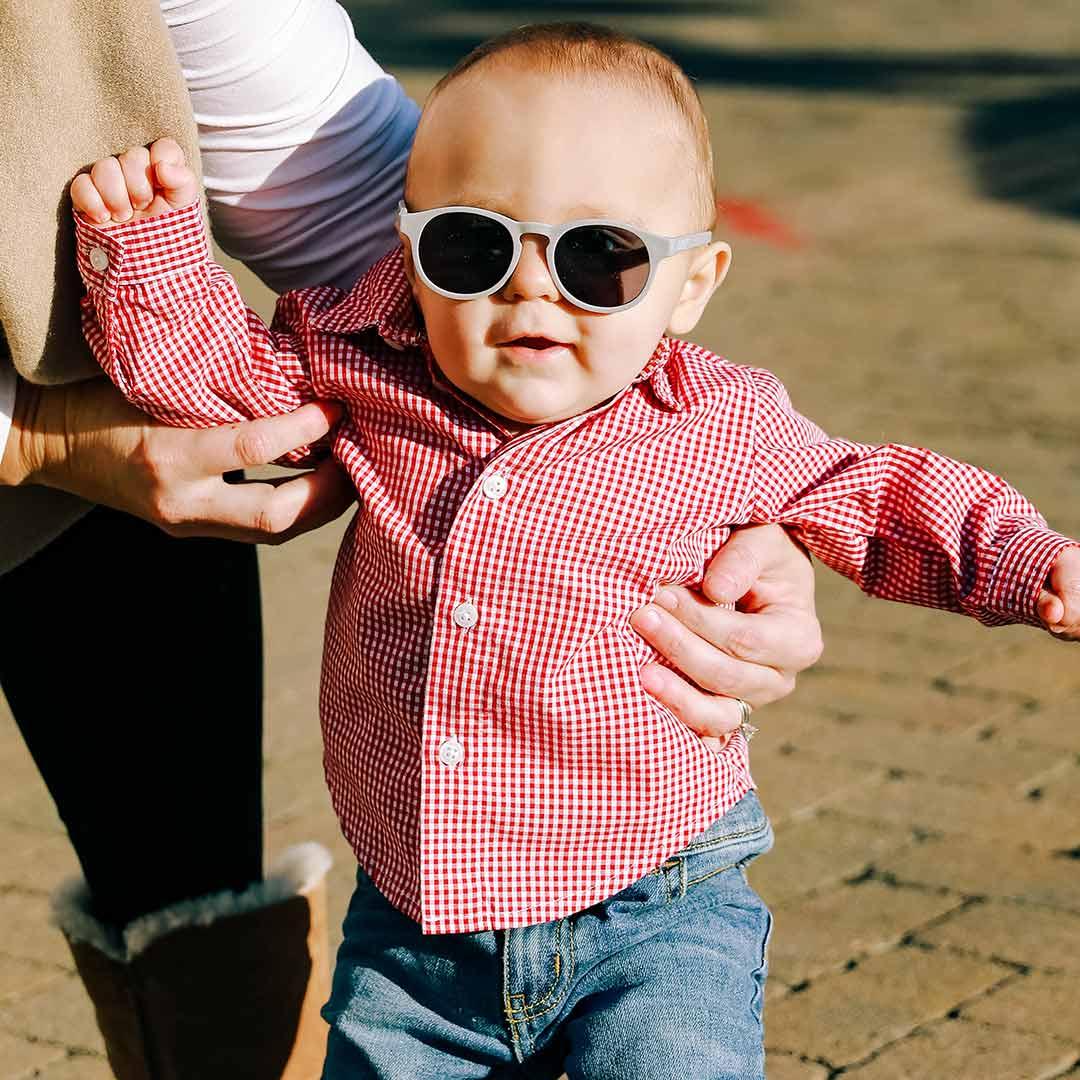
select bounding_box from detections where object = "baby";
[72,22,1079,1080]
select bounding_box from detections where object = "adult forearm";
[0,377,141,500]
[0,375,352,542]
[0,378,56,488]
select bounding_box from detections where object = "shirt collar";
[307,246,427,350]
[635,336,682,412]
[308,245,683,412]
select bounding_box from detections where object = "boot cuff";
[52,842,333,961]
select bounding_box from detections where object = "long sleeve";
[746,368,1074,626]
[75,203,329,461]
[162,0,418,293]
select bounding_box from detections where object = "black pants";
[0,505,263,928]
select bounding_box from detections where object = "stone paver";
[769,881,962,985]
[761,714,1070,790]
[766,948,1007,1066]
[918,900,1080,974]
[3,3,1080,1078]
[748,748,882,824]
[0,892,75,970]
[826,772,1080,852]
[32,1056,114,1080]
[0,1028,65,1080]
[963,971,1080,1046]
[880,834,1080,913]
[765,1052,829,1080]
[0,955,64,1007]
[843,1018,1079,1080]
[0,973,106,1057]
[748,812,914,907]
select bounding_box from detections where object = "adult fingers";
[650,584,822,672]
[159,474,323,543]
[639,663,748,739]
[700,525,769,605]
[629,603,794,705]
[194,403,343,474]
[259,457,356,544]
[702,523,814,607]
[70,173,110,223]
[89,157,133,222]
[118,146,154,210]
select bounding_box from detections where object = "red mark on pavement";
[715,197,803,249]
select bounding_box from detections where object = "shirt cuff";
[0,365,15,463]
[74,203,209,299]
[985,524,1080,625]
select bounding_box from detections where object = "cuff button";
[89,246,109,272]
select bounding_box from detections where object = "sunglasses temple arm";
[665,231,714,255]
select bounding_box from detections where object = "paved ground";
[3,3,1080,1077]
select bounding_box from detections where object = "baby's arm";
[746,368,1079,637]
[71,141,324,459]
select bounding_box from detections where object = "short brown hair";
[426,22,716,228]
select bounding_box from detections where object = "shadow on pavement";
[966,88,1080,221]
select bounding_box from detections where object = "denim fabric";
[322,790,774,1080]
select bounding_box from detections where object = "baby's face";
[402,66,722,426]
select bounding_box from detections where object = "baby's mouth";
[503,336,564,350]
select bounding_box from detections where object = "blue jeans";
[322,791,774,1080]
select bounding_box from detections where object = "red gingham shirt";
[77,204,1073,933]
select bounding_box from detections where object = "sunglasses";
[397,202,717,314]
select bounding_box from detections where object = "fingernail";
[133,195,151,210]
[94,213,111,225]
[634,608,661,632]
[115,209,132,222]
[654,587,677,611]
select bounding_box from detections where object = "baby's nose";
[502,236,559,303]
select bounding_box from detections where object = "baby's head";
[398,22,730,426]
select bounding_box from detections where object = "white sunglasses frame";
[397,201,718,314]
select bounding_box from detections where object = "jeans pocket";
[677,793,774,897]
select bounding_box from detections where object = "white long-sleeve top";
[1,0,418,569]
[162,0,418,292]
[0,370,13,470]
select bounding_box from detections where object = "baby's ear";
[666,241,731,337]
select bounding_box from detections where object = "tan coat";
[0,0,202,568]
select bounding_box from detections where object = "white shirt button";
[89,246,109,272]
[451,601,478,630]
[482,473,508,501]
[438,736,464,768]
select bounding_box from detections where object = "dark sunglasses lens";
[554,226,650,309]
[417,212,514,295]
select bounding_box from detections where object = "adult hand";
[630,524,823,750]
[1,376,353,543]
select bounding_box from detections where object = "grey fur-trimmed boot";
[52,843,332,1080]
